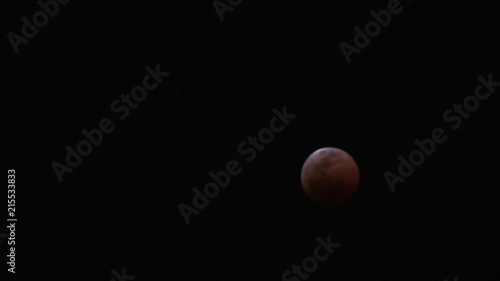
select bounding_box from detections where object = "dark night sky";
[2,0,500,280]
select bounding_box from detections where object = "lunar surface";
[301,147,360,206]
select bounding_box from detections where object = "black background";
[2,0,499,280]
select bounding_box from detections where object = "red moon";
[301,147,360,206]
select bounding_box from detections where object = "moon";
[301,147,360,206]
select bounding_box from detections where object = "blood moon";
[301,147,360,206]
